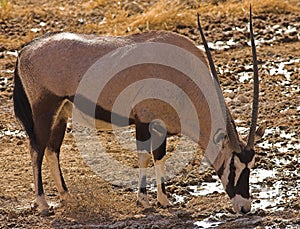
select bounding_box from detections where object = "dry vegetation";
[1,0,300,49]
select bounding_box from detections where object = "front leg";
[135,121,152,208]
[150,120,171,207]
[137,151,151,208]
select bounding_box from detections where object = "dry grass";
[78,0,300,35]
[0,0,299,48]
[0,0,12,18]
[0,0,7,7]
[199,0,300,15]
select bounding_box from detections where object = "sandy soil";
[0,1,299,228]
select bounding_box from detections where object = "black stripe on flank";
[70,94,135,126]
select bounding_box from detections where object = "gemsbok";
[14,7,265,215]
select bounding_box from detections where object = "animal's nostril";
[240,206,250,214]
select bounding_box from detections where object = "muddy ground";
[0,1,299,228]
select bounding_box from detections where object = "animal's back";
[18,31,208,103]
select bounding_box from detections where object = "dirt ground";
[0,0,299,228]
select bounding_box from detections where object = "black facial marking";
[217,162,225,178]
[235,149,255,164]
[226,149,254,200]
[140,176,147,194]
[236,168,250,198]
[226,156,236,199]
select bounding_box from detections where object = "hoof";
[136,199,152,209]
[60,191,72,202]
[137,193,151,209]
[157,201,171,209]
[157,197,172,208]
[34,195,51,216]
[59,192,72,207]
[141,206,157,213]
[40,208,54,217]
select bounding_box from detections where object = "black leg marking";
[33,147,45,196]
[140,175,147,195]
[151,121,167,161]
[152,138,166,161]
[135,120,151,152]
[161,177,166,195]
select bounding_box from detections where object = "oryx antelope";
[14,8,264,215]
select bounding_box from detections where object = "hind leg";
[30,142,48,214]
[45,106,70,203]
[30,112,55,215]
[30,96,65,215]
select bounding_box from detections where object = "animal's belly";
[71,107,111,130]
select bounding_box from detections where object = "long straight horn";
[197,13,219,85]
[246,5,259,150]
[197,14,241,153]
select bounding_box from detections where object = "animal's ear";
[255,122,266,141]
[242,122,266,145]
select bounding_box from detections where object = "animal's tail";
[13,57,35,141]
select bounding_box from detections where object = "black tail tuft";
[13,58,35,141]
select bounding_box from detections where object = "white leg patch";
[137,150,151,208]
[154,157,171,207]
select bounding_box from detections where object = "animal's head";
[198,6,265,213]
[213,124,265,213]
